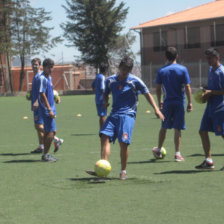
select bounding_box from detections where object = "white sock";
[206,158,213,163]
[120,170,126,174]
[175,152,181,156]
[54,136,59,142]
[39,144,44,149]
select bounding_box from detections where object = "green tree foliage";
[10,0,62,91]
[61,0,128,69]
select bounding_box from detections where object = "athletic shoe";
[30,148,42,154]
[175,154,185,162]
[220,166,224,171]
[152,147,162,159]
[85,170,97,176]
[120,170,127,180]
[42,154,57,162]
[54,138,64,153]
[195,160,214,169]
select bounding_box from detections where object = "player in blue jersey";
[39,58,62,162]
[91,63,108,129]
[86,56,164,180]
[195,48,224,170]
[154,47,193,162]
[30,58,45,154]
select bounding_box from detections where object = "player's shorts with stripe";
[96,103,107,117]
[100,114,135,144]
[200,109,224,136]
[162,103,185,130]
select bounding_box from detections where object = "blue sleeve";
[135,78,149,94]
[183,67,191,84]
[91,79,96,89]
[155,70,162,84]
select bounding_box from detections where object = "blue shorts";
[96,104,107,117]
[162,103,185,130]
[42,113,56,133]
[100,114,135,144]
[200,108,224,136]
[33,108,43,124]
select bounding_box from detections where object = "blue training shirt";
[31,71,42,110]
[104,73,149,116]
[207,64,224,113]
[39,73,56,115]
[155,63,191,104]
[92,73,105,104]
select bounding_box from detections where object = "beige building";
[132,0,224,88]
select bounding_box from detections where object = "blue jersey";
[206,64,224,114]
[31,72,42,109]
[92,73,105,104]
[104,73,149,116]
[155,63,191,104]
[39,73,56,115]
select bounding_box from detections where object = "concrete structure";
[132,0,224,88]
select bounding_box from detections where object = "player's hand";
[103,102,109,109]
[159,102,163,111]
[155,109,165,121]
[49,110,55,118]
[202,90,212,101]
[187,103,193,112]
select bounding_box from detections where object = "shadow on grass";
[128,159,172,164]
[188,153,224,157]
[71,133,96,136]
[3,159,41,163]
[0,153,30,156]
[154,169,219,175]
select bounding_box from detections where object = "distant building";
[132,0,224,88]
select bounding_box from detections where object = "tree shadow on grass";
[154,169,219,175]
[0,153,30,156]
[3,159,41,163]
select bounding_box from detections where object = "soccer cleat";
[175,154,185,162]
[85,170,97,176]
[195,160,214,169]
[152,147,162,159]
[54,138,64,153]
[30,147,42,154]
[41,154,57,162]
[120,170,127,180]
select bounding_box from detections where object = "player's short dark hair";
[165,47,178,61]
[205,48,220,57]
[31,58,41,65]
[99,62,109,73]
[43,58,54,68]
[119,56,133,72]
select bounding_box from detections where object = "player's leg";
[100,134,111,160]
[119,142,129,180]
[99,116,106,129]
[158,127,167,148]
[53,135,64,153]
[97,104,107,130]
[174,129,184,161]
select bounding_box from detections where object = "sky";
[30,0,213,63]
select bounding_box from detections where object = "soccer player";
[30,58,45,153]
[30,58,63,154]
[39,58,62,162]
[87,56,164,180]
[195,48,224,170]
[91,63,108,129]
[154,47,192,162]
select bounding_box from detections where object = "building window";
[211,23,224,47]
[153,30,167,52]
[185,26,201,49]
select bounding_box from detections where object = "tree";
[61,0,128,70]
[10,0,62,91]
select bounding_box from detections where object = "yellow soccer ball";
[94,159,112,177]
[26,90,31,101]
[152,147,167,159]
[53,90,60,103]
[194,89,206,104]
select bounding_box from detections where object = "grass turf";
[0,95,224,224]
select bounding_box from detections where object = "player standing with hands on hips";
[154,47,193,162]
[195,48,224,170]
[87,56,164,180]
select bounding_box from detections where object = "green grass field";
[0,94,224,224]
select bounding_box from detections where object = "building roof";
[132,0,224,29]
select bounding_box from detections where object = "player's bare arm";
[185,84,193,112]
[103,94,110,109]
[156,84,163,110]
[144,92,165,121]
